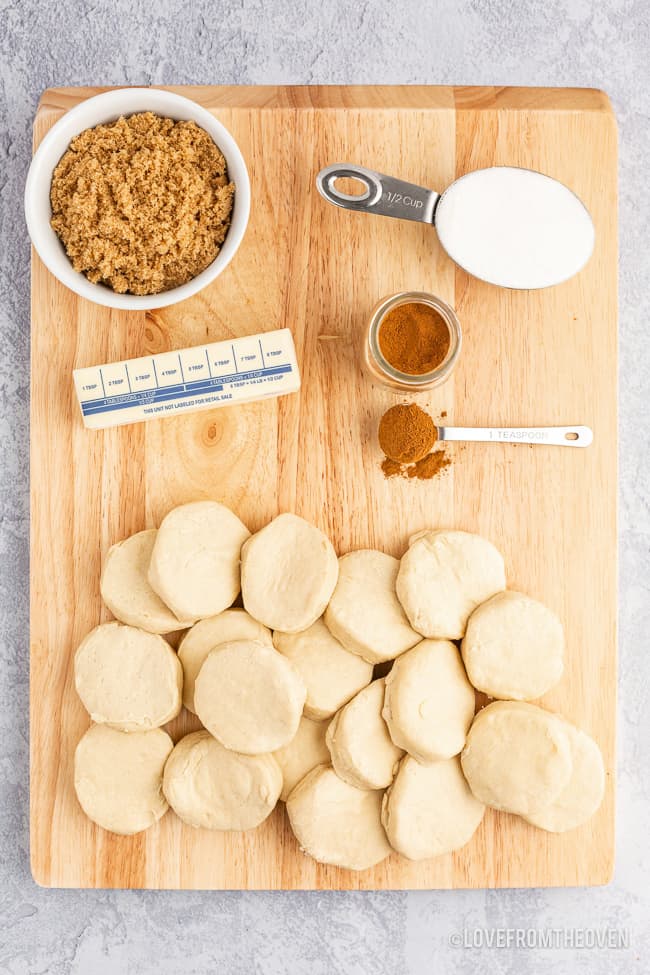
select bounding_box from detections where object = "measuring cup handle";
[316,163,439,224]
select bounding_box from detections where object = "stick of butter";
[73,328,300,430]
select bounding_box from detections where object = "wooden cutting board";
[30,85,618,889]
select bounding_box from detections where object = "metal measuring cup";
[316,163,594,290]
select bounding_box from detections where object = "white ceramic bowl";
[25,88,250,310]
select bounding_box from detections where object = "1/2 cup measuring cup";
[316,163,595,290]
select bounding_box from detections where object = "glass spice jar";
[362,290,462,392]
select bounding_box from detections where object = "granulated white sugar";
[434,167,594,289]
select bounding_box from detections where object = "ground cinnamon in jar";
[378,302,451,375]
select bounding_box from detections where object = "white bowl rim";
[25,87,251,310]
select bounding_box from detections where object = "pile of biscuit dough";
[73,501,605,871]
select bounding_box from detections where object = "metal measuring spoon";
[436,425,593,447]
[316,163,595,290]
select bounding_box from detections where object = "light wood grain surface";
[30,85,617,889]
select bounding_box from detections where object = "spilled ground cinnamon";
[378,302,450,375]
[407,451,451,479]
[381,457,404,478]
[382,446,450,481]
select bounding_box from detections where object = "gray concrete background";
[1,0,648,972]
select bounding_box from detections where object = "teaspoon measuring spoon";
[436,425,593,447]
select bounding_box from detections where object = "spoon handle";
[316,163,439,224]
[437,425,593,447]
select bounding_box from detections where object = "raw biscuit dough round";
[74,724,173,835]
[286,765,391,871]
[179,609,272,713]
[383,639,475,763]
[324,550,421,663]
[163,730,282,830]
[74,621,182,731]
[274,716,330,801]
[326,679,404,790]
[100,529,194,634]
[148,501,250,622]
[460,701,572,816]
[462,590,564,700]
[396,530,506,639]
[382,755,485,859]
[273,618,372,720]
[524,721,605,832]
[194,639,306,753]
[241,512,339,632]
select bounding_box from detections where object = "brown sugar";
[378,302,451,375]
[378,403,437,464]
[50,112,234,295]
